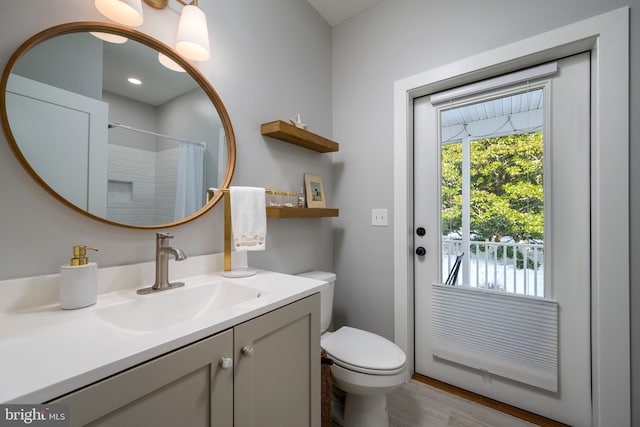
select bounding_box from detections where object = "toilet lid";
[321,326,406,372]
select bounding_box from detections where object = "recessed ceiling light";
[128,77,142,85]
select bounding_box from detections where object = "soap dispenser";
[59,245,98,310]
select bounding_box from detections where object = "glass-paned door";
[414,53,592,426]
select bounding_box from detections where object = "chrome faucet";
[137,233,187,295]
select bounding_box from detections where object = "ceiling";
[307,0,382,26]
[440,90,545,143]
[102,38,197,106]
[441,90,544,127]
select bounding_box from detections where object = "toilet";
[298,271,410,427]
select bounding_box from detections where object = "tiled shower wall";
[107,144,178,225]
[155,147,179,224]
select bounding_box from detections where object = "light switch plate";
[371,209,388,226]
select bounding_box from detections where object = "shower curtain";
[174,142,205,220]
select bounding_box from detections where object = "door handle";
[415,247,426,256]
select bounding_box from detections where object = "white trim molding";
[393,7,629,426]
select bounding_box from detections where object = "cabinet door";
[51,330,233,427]
[234,294,321,427]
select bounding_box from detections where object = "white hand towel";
[230,186,266,251]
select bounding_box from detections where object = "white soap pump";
[59,245,99,310]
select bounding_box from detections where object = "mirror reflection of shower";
[106,122,207,225]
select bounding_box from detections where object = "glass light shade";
[94,0,144,27]
[175,5,210,61]
[90,32,128,44]
[158,52,186,72]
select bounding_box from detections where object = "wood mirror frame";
[0,21,236,229]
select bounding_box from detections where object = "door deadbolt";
[416,227,426,236]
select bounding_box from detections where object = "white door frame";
[393,7,629,426]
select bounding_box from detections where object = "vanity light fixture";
[89,32,128,44]
[158,53,186,72]
[94,0,144,27]
[174,1,210,61]
[95,0,210,62]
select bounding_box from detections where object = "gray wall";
[332,0,638,422]
[0,0,333,279]
[630,0,640,422]
[330,0,636,386]
[103,92,158,151]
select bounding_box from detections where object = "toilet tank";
[297,271,335,333]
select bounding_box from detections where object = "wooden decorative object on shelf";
[261,120,339,153]
[266,207,339,219]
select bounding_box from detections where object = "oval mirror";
[0,22,235,229]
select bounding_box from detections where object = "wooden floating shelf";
[266,207,339,218]
[261,120,339,153]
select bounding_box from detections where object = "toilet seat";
[321,326,406,375]
[328,354,406,376]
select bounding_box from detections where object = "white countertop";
[0,254,326,403]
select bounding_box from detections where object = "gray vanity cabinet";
[234,293,321,427]
[51,294,320,427]
[52,329,234,427]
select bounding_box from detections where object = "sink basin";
[94,281,264,333]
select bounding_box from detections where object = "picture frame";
[304,173,326,208]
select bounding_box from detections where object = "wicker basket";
[321,350,334,427]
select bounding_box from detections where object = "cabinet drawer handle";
[241,345,254,358]
[219,357,233,369]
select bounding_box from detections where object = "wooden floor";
[333,375,567,427]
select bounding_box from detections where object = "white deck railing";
[442,239,545,297]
